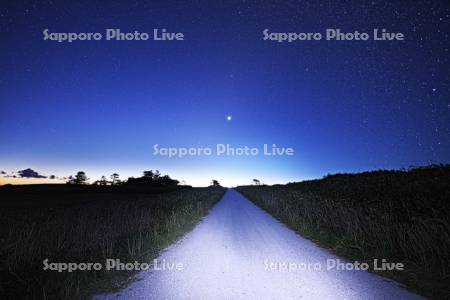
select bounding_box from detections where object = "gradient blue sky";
[1,1,449,186]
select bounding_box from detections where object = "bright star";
[227,115,232,121]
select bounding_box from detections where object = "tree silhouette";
[211,179,220,187]
[73,171,88,185]
[159,175,179,186]
[100,176,108,185]
[143,170,154,178]
[125,170,179,186]
[253,179,261,185]
[110,173,120,185]
[92,176,107,186]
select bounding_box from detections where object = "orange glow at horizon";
[0,177,65,185]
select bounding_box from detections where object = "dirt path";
[96,189,422,299]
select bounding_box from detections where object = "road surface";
[96,189,423,300]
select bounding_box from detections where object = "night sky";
[1,1,449,186]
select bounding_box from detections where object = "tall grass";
[237,165,450,299]
[0,187,225,299]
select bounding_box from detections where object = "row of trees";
[67,170,180,187]
[126,170,179,186]
[91,173,120,186]
[3,168,257,187]
[67,172,259,187]
[66,172,90,185]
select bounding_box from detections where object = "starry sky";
[1,1,449,186]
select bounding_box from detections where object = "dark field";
[0,185,225,299]
[237,165,450,299]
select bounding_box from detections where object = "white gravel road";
[96,189,423,300]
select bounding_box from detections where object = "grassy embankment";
[0,185,225,299]
[237,165,450,299]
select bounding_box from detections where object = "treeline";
[67,170,180,187]
[2,168,224,188]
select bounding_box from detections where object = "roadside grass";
[237,165,450,299]
[0,186,225,299]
